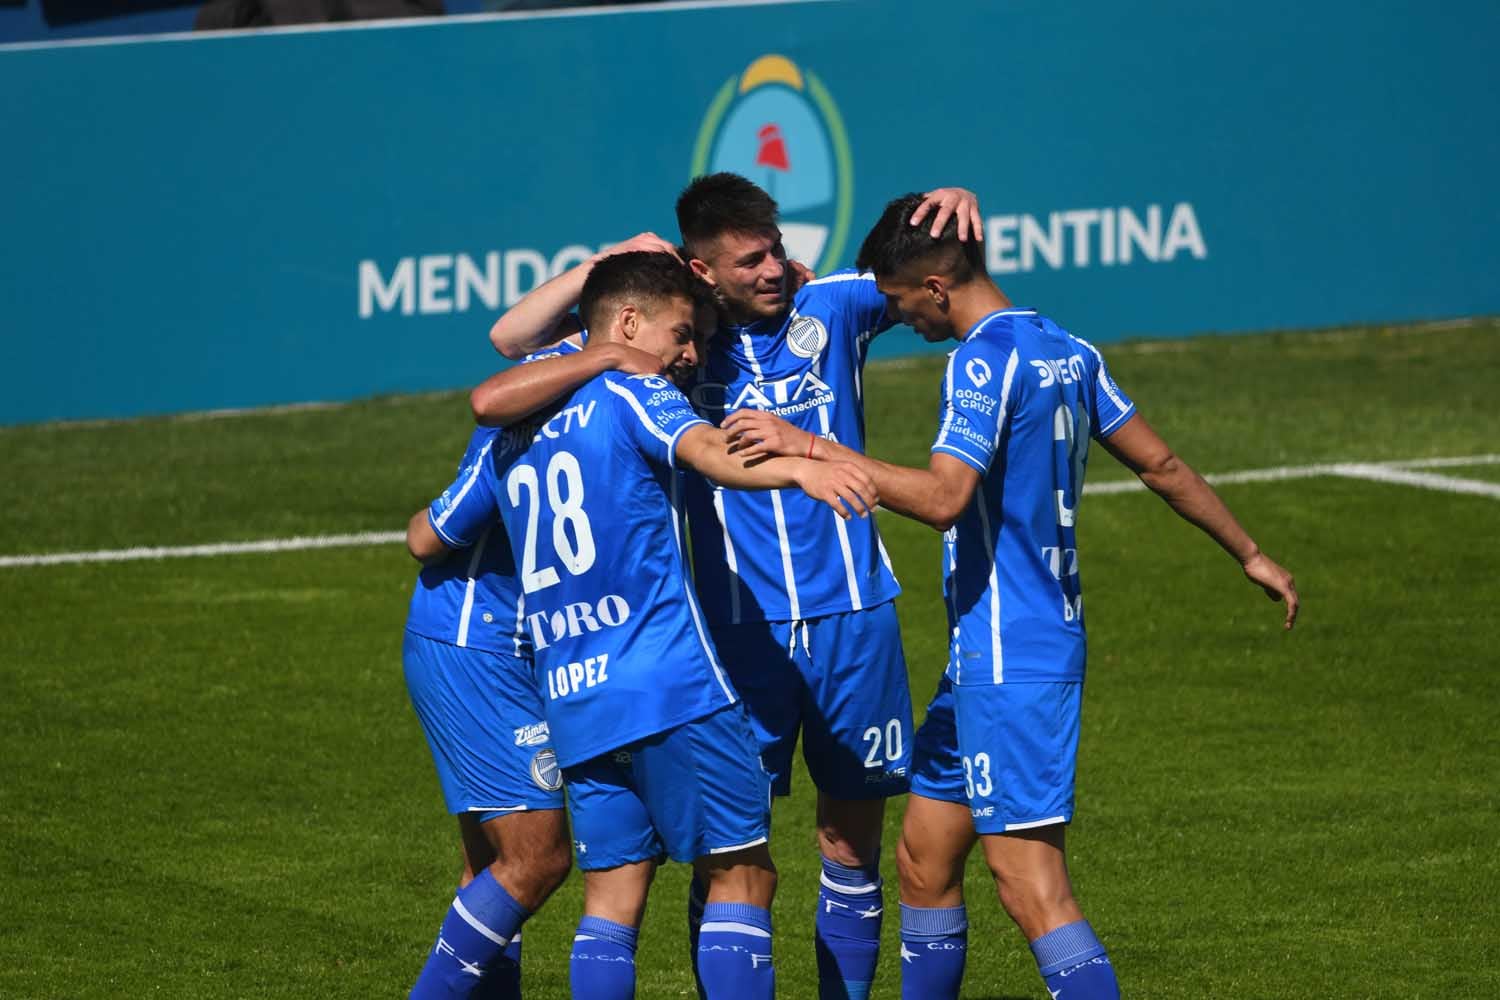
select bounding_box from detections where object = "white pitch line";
[3,454,1497,570]
[1328,464,1500,499]
[0,531,403,568]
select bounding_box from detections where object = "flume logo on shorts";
[692,54,854,275]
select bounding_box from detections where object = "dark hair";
[855,192,984,284]
[676,173,779,256]
[579,251,701,334]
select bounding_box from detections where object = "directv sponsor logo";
[1032,355,1087,387]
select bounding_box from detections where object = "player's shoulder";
[793,268,878,310]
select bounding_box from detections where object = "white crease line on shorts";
[4,454,1497,569]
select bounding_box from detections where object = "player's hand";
[910,187,984,241]
[795,460,877,520]
[1242,552,1299,630]
[602,342,666,376]
[785,259,817,294]
[723,409,814,463]
[596,232,681,262]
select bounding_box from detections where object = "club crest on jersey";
[965,357,992,387]
[692,54,854,274]
[530,749,562,791]
[786,315,829,359]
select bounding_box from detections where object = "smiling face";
[690,228,789,324]
[622,293,700,379]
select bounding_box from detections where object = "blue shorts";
[709,601,912,800]
[909,675,1081,835]
[403,630,564,822]
[562,703,771,871]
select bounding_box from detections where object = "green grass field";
[2,319,1497,998]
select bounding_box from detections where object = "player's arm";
[471,341,664,427]
[1099,413,1300,629]
[405,509,450,565]
[674,423,878,521]
[722,410,979,530]
[488,232,679,359]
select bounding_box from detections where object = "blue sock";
[898,903,967,1000]
[688,875,709,1000]
[410,869,530,999]
[470,933,521,1000]
[1030,920,1120,1000]
[697,902,775,999]
[814,858,883,1000]
[570,915,638,1000]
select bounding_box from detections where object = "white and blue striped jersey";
[489,371,738,768]
[403,340,583,657]
[685,270,902,624]
[934,308,1136,685]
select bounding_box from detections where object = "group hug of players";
[398,175,1301,1000]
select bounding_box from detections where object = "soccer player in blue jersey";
[481,178,980,1000]
[399,403,573,998]
[725,193,1300,999]
[470,251,881,1000]
[400,332,672,998]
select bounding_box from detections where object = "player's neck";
[946,281,1012,340]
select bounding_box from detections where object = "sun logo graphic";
[692,54,855,274]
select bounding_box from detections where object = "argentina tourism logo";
[692,54,854,274]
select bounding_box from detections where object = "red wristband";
[806,434,817,459]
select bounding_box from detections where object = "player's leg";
[896,676,976,1000]
[635,703,777,1000]
[405,633,567,999]
[691,621,800,997]
[563,749,664,1000]
[454,809,572,998]
[962,681,1120,999]
[799,603,914,1000]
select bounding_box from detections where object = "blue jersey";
[932,308,1136,685]
[685,270,902,624]
[404,340,582,656]
[489,371,738,768]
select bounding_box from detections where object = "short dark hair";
[579,251,701,334]
[676,173,779,256]
[855,192,984,285]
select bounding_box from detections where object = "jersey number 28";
[506,451,596,594]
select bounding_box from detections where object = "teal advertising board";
[2,0,1497,424]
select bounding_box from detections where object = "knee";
[989,865,1074,930]
[492,831,572,906]
[897,833,962,905]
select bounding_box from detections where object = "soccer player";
[400,377,576,999]
[478,251,880,1000]
[724,193,1300,1000]
[483,176,981,1000]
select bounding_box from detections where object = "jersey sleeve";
[1076,339,1137,438]
[804,269,896,340]
[929,340,1018,474]
[519,334,584,365]
[604,373,710,469]
[427,439,501,548]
